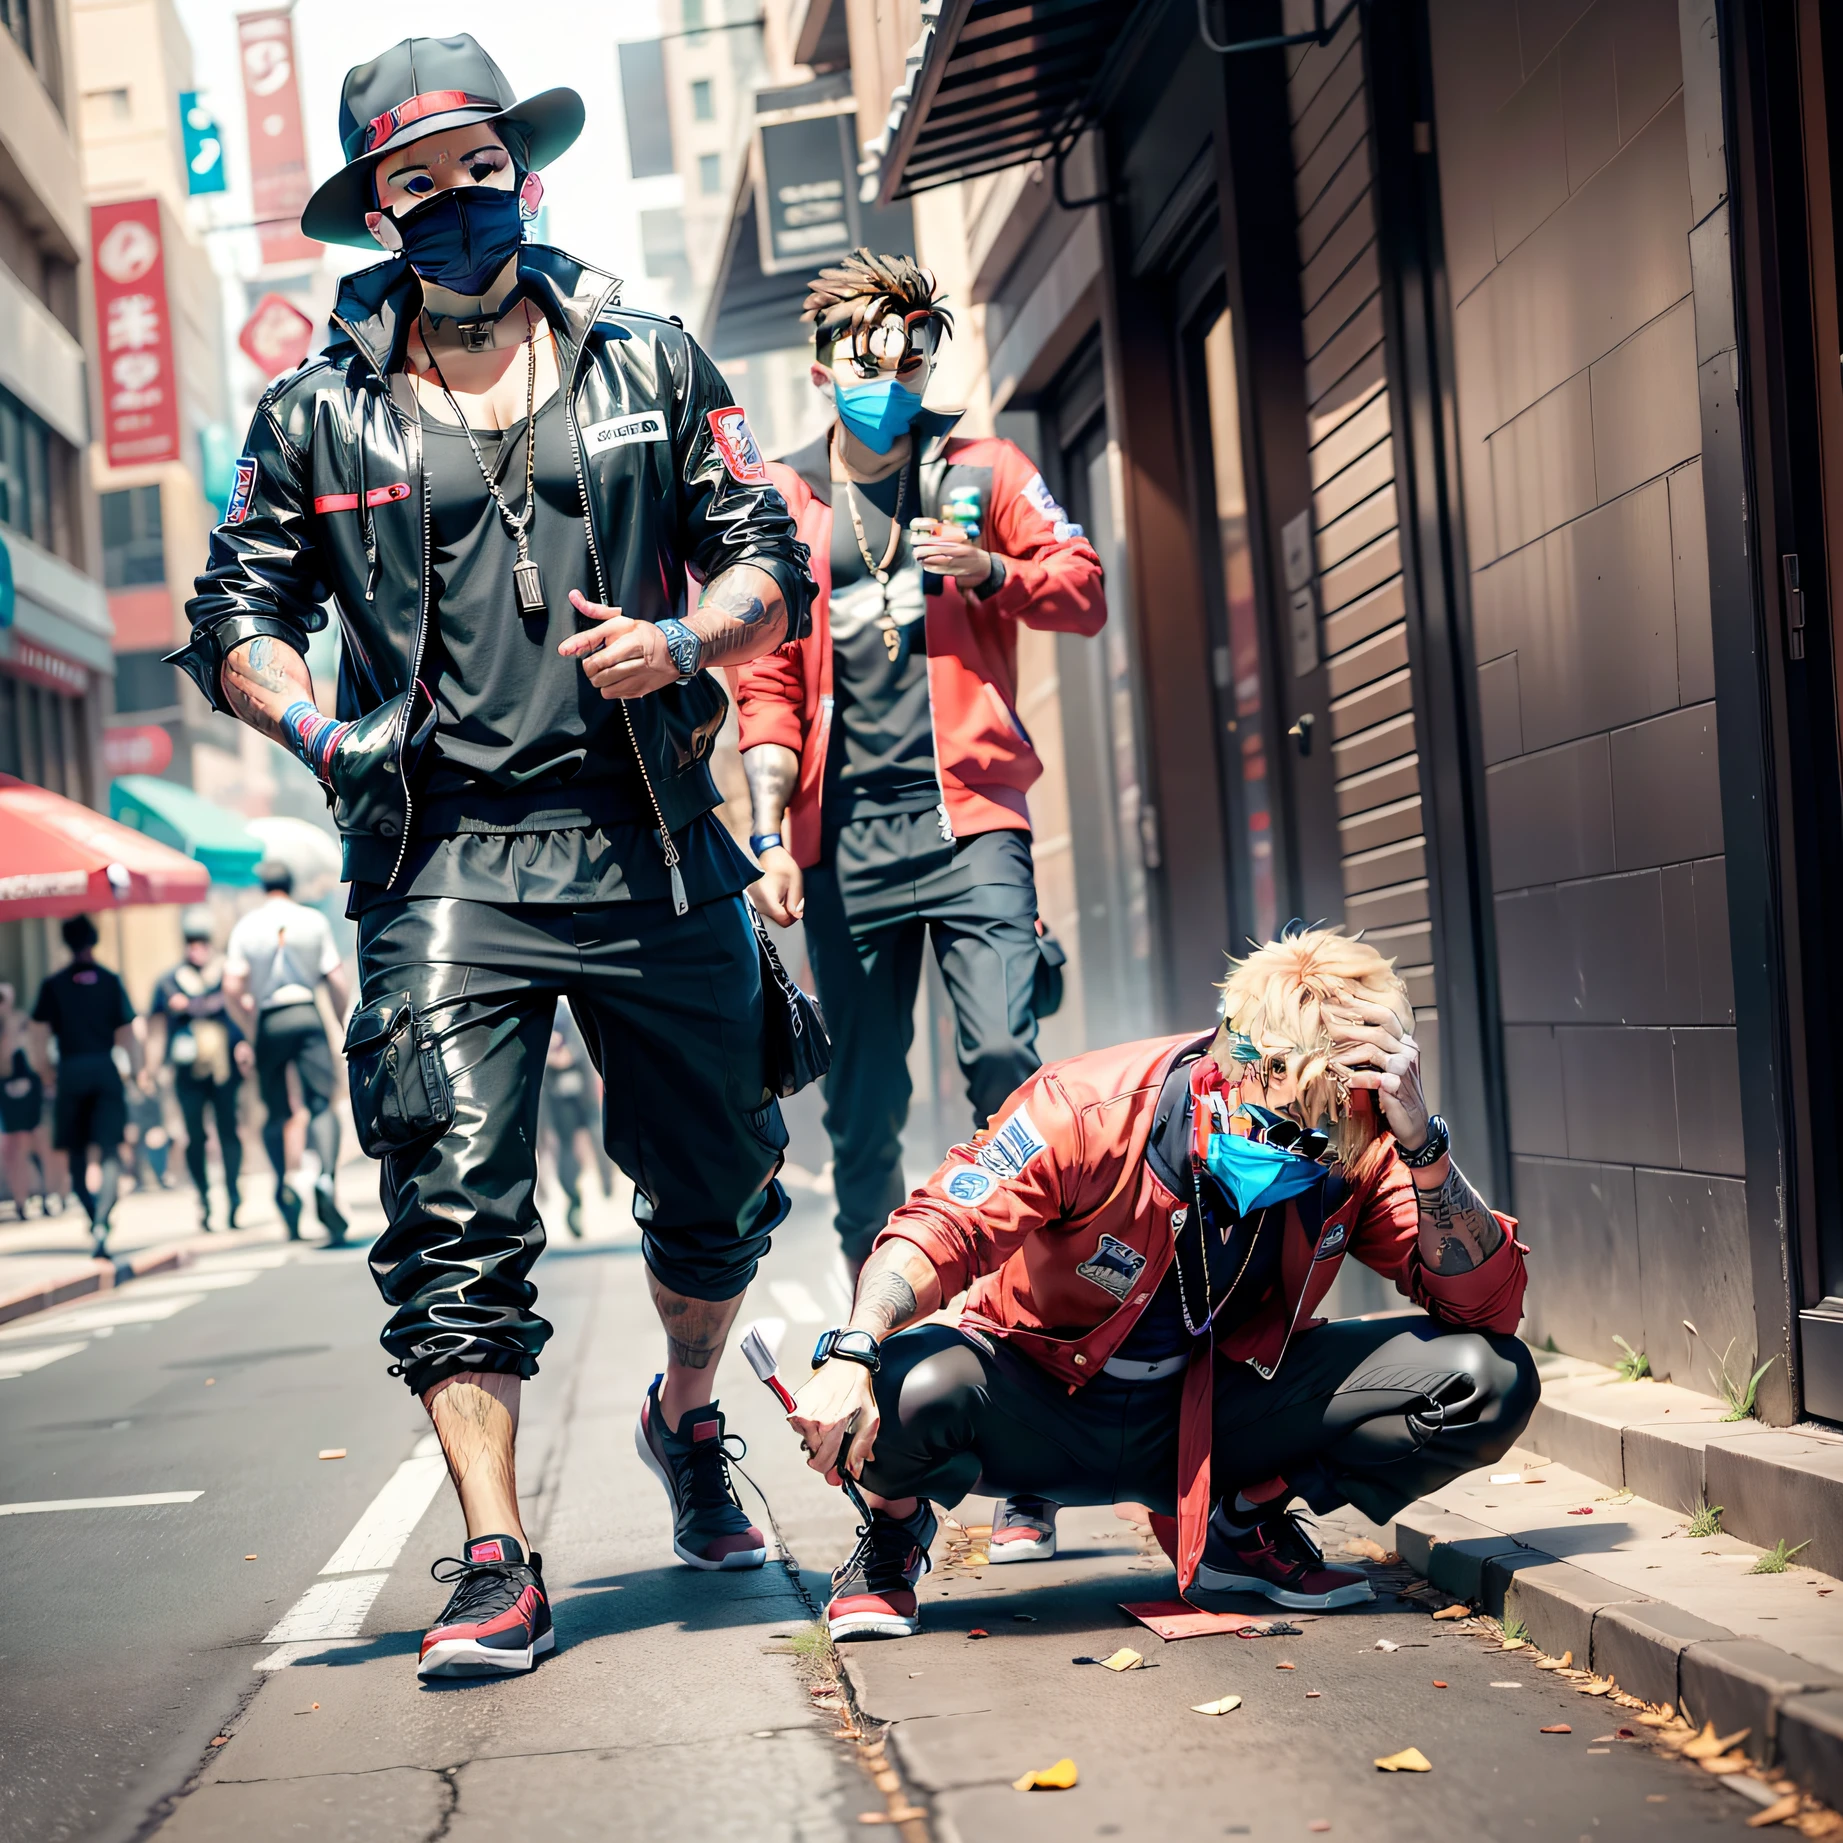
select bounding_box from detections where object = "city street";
[0,1177,1782,1843]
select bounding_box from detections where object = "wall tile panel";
[1487,733,1614,888]
[1559,0,1620,189]
[1660,861,1700,1022]
[1669,459,1715,703]
[1488,371,1597,553]
[1611,702,1722,868]
[1493,55,1570,257]
[1514,1154,1642,1360]
[1560,1025,1679,1164]
[1632,1169,1751,1386]
[1505,1024,1569,1155]
[1556,868,1671,1022]
[1693,856,1733,1024]
[1479,652,1524,765]
[1427,0,1524,302]
[1590,298,1699,504]
[1611,0,1683,139]
[1671,1027,1744,1176]
[1519,0,1601,71]
[1496,887,1572,1022]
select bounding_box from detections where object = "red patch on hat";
[706,406,768,487]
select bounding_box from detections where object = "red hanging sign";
[103,725,175,778]
[238,291,316,376]
[90,199,181,468]
[237,9,320,267]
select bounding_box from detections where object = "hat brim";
[301,87,585,247]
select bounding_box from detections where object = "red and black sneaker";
[825,1501,938,1640]
[634,1378,768,1571]
[988,1494,1059,1563]
[418,1534,554,1678]
[1194,1506,1375,1610]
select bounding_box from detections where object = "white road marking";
[260,1572,389,1645]
[0,1294,204,1340]
[121,1270,260,1295]
[319,1454,448,1574]
[192,1249,293,1271]
[0,1491,203,1515]
[0,1342,88,1378]
[254,1638,366,1671]
[769,1279,825,1324]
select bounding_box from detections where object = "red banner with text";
[90,199,181,468]
[237,9,319,267]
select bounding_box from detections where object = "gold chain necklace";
[837,432,912,661]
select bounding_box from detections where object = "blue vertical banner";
[179,92,227,196]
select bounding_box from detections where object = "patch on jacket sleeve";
[582,410,669,453]
[1019,470,1082,542]
[940,1165,998,1207]
[1076,1233,1147,1301]
[706,406,769,485]
[225,456,258,525]
[975,1104,1048,1180]
[1314,1219,1349,1261]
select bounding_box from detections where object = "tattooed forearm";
[222,635,314,744]
[1415,1158,1507,1275]
[743,744,799,833]
[690,564,788,665]
[849,1240,940,1336]
[665,1334,723,1369]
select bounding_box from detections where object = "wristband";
[656,617,703,683]
[280,698,352,785]
[749,832,784,857]
[1398,1112,1451,1170]
[812,1327,881,1374]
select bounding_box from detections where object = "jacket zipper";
[559,289,688,916]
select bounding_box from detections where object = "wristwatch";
[656,616,703,683]
[812,1327,882,1374]
[1399,1112,1451,1170]
[749,832,784,857]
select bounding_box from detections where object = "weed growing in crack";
[1686,1500,1724,1539]
[1707,1341,1776,1421]
[1611,1336,1651,1381]
[1750,1538,1811,1575]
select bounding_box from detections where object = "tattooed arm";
[788,1237,943,1482]
[743,742,803,924]
[561,565,788,697]
[689,563,788,666]
[221,635,317,746]
[1412,1155,1506,1275]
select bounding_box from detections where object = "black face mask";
[394,184,523,295]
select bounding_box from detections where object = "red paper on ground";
[1120,1601,1266,1641]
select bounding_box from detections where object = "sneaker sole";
[827,1610,919,1640]
[1192,1564,1375,1611]
[633,1410,768,1572]
[417,1627,555,1678]
[987,1532,1055,1563]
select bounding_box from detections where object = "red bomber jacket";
[729,418,1106,867]
[874,1032,1529,1596]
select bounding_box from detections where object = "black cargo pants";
[856,1315,1539,1528]
[354,893,790,1395]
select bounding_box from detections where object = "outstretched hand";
[560,592,678,698]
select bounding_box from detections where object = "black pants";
[858,1316,1538,1529]
[355,893,790,1395]
[804,825,1043,1265]
[255,1003,339,1186]
[175,1073,242,1206]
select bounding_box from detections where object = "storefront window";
[1200,309,1276,942]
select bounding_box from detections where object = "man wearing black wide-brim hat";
[174,35,816,1681]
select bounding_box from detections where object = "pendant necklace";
[839,434,912,661]
[421,306,547,618]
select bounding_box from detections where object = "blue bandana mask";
[1202,1116,1329,1217]
[395,184,524,296]
[833,377,926,454]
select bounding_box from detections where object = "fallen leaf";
[1537,1652,1574,1671]
[317,1448,346,1461]
[1432,1603,1471,1620]
[1374,1747,1432,1773]
[963,1525,993,1538]
[1682,1722,1752,1760]
[1701,1756,1751,1776]
[244,1554,257,1561]
[1578,1679,1615,1697]
[1099,1648,1144,1672]
[1306,1690,1322,1699]
[1191,1694,1243,1715]
[1749,1795,1803,1828]
[1499,1638,1529,1652]
[1277,1662,1296,1670]
[1013,1758,1079,1792]
[967,1628,989,1639]
[1309,1825,1331,1834]
[1541,1724,1572,1734]
[1432,1680,1448,1689]
[965,1551,990,1567]
[1343,1536,1388,1562]
[209,1737,229,1747]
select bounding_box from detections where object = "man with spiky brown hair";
[734,251,1106,1348]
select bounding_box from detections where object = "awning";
[110,775,265,887]
[864,0,1158,205]
[0,774,211,919]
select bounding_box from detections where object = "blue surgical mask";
[833,376,925,454]
[395,184,524,296]
[1203,1119,1328,1217]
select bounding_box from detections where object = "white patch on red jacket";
[1019,470,1082,542]
[975,1104,1048,1180]
[707,406,769,485]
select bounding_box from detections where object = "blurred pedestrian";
[540,1005,598,1239]
[224,863,349,1244]
[0,981,56,1218]
[28,915,148,1256]
[121,1056,173,1192]
[737,249,1104,1282]
[150,909,253,1232]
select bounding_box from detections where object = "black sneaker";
[418,1534,554,1678]
[826,1502,939,1640]
[565,1196,585,1239]
[634,1378,767,1571]
[315,1177,347,1246]
[1194,1505,1374,1610]
[277,1182,302,1240]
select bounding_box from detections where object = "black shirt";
[32,961,133,1059]
[825,465,940,826]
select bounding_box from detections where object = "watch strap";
[656,617,702,681]
[1399,1113,1451,1170]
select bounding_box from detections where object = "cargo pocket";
[344,990,455,1158]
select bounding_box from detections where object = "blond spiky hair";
[1217,927,1412,1171]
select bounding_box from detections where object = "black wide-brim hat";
[302,33,583,247]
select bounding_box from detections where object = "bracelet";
[1398,1112,1451,1170]
[279,698,351,785]
[749,832,784,857]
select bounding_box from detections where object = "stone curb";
[0,1243,192,1328]
[1393,1499,1843,1808]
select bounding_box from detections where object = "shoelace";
[681,1431,750,1511]
[835,1510,928,1591]
[428,1555,531,1624]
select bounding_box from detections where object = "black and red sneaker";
[418,1534,554,1678]
[634,1378,768,1571]
[825,1501,938,1640]
[988,1494,1059,1563]
[1194,1506,1374,1610]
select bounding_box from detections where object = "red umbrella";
[0,774,210,919]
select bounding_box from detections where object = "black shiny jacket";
[173,246,813,889]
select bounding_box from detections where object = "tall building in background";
[71,0,229,803]
[0,0,115,999]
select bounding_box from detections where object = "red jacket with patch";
[875,1033,1528,1594]
[730,425,1106,865]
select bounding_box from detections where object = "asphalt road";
[0,1188,1788,1843]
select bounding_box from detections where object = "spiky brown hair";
[801,248,954,361]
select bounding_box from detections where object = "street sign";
[103,725,175,779]
[179,92,227,195]
[236,9,318,266]
[90,199,181,468]
[755,112,855,274]
[237,292,315,377]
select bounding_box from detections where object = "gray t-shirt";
[225,898,340,1013]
